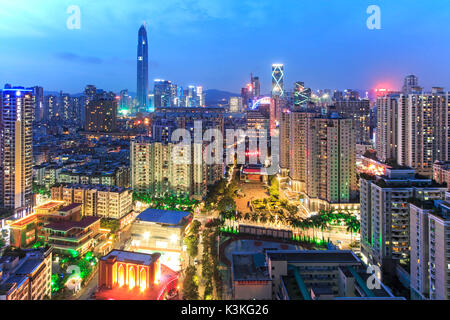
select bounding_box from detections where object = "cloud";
[55,52,103,64]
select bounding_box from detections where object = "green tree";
[182,266,199,300]
[100,218,120,233]
[185,235,199,258]
[190,220,202,235]
[217,196,236,214]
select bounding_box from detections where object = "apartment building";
[376,88,449,177]
[305,114,358,212]
[131,137,207,200]
[433,161,450,190]
[51,184,132,219]
[279,109,319,192]
[360,167,446,276]
[0,247,52,300]
[410,200,450,300]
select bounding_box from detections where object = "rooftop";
[101,250,160,266]
[43,216,100,232]
[14,258,43,275]
[266,250,360,264]
[10,214,37,228]
[60,203,82,212]
[95,264,177,300]
[232,253,271,282]
[35,201,65,210]
[136,208,191,226]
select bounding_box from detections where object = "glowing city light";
[251,97,272,110]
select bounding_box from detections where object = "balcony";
[48,230,93,243]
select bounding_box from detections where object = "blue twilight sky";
[0,0,449,94]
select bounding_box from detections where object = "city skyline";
[1,1,450,94]
[1,0,450,304]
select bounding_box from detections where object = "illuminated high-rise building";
[137,24,149,111]
[85,94,117,133]
[360,168,446,278]
[31,86,44,122]
[0,85,33,218]
[293,81,311,109]
[251,75,260,98]
[83,85,97,126]
[402,74,419,94]
[271,64,284,97]
[280,109,319,191]
[329,99,371,144]
[58,92,71,121]
[376,88,449,176]
[229,97,242,113]
[305,114,358,212]
[196,86,205,107]
[44,95,57,121]
[131,137,207,200]
[118,89,132,116]
[153,80,172,108]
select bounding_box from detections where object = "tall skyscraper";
[402,74,419,94]
[0,85,33,218]
[376,93,399,162]
[58,92,71,121]
[31,86,44,122]
[360,167,446,277]
[119,89,132,115]
[305,114,358,212]
[44,95,57,121]
[137,24,149,112]
[376,88,449,176]
[153,80,173,108]
[329,99,371,144]
[271,64,284,97]
[131,137,207,200]
[280,109,319,192]
[293,81,311,109]
[251,74,260,98]
[410,199,450,300]
[85,94,117,133]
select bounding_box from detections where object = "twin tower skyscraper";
[137,24,149,111]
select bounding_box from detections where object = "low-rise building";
[42,204,103,256]
[268,250,402,300]
[9,202,106,256]
[433,161,450,190]
[51,184,133,219]
[231,250,402,300]
[231,253,272,300]
[130,209,192,271]
[0,247,52,300]
[96,250,178,300]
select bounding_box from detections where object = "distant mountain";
[205,89,239,106]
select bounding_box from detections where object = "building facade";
[0,85,34,218]
[360,167,446,276]
[0,247,52,300]
[131,137,207,200]
[305,114,358,212]
[51,184,133,219]
[410,200,450,300]
[137,25,149,111]
[376,89,449,176]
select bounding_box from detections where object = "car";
[194,258,201,265]
[336,240,343,244]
